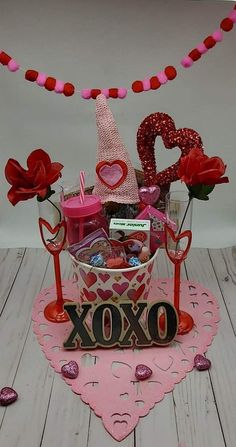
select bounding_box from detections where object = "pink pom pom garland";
[0,4,236,99]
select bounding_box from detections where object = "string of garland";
[0,4,235,100]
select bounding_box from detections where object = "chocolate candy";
[128,256,142,267]
[90,253,104,267]
[0,387,18,406]
[61,361,79,379]
[135,364,153,380]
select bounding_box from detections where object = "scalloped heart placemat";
[32,278,219,441]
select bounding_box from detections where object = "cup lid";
[61,194,102,218]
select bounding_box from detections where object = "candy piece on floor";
[135,364,153,380]
[0,387,18,406]
[194,354,211,371]
[61,361,79,379]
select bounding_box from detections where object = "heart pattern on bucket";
[33,279,219,441]
[112,282,129,296]
[97,288,113,300]
[127,284,146,302]
[79,269,97,288]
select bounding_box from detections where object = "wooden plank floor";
[0,247,236,447]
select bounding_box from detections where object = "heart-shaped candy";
[135,364,153,380]
[137,112,203,188]
[194,354,211,371]
[139,185,161,205]
[61,361,79,379]
[0,387,18,406]
[96,160,128,189]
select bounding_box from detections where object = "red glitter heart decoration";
[137,112,203,188]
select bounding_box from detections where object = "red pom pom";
[164,66,177,80]
[150,76,161,90]
[109,88,118,98]
[63,83,75,97]
[220,18,233,32]
[25,69,38,82]
[91,89,101,99]
[203,36,216,49]
[45,77,56,91]
[0,51,11,65]
[188,49,201,61]
[132,80,143,93]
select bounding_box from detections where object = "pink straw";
[80,170,85,204]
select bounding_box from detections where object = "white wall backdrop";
[0,0,235,248]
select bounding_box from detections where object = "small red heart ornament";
[96,160,128,189]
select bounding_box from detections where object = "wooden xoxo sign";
[63,300,178,349]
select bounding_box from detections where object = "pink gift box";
[136,205,176,253]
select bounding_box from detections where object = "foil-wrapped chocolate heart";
[135,364,153,380]
[0,387,18,406]
[61,361,79,379]
[138,185,161,205]
[194,354,211,371]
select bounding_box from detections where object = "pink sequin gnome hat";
[93,94,139,204]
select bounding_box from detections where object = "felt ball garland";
[25,69,75,96]
[132,66,177,93]
[81,87,127,99]
[0,4,236,99]
[0,51,20,72]
[181,6,236,69]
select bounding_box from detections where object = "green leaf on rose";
[188,184,215,201]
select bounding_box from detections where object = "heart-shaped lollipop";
[139,185,161,205]
[137,112,203,188]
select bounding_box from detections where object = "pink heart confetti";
[61,361,79,379]
[194,354,211,371]
[135,364,153,380]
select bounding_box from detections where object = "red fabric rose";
[5,149,63,205]
[178,148,229,186]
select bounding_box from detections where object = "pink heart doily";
[32,278,220,441]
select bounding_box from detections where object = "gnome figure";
[93,94,139,219]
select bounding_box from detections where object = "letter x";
[63,303,95,349]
